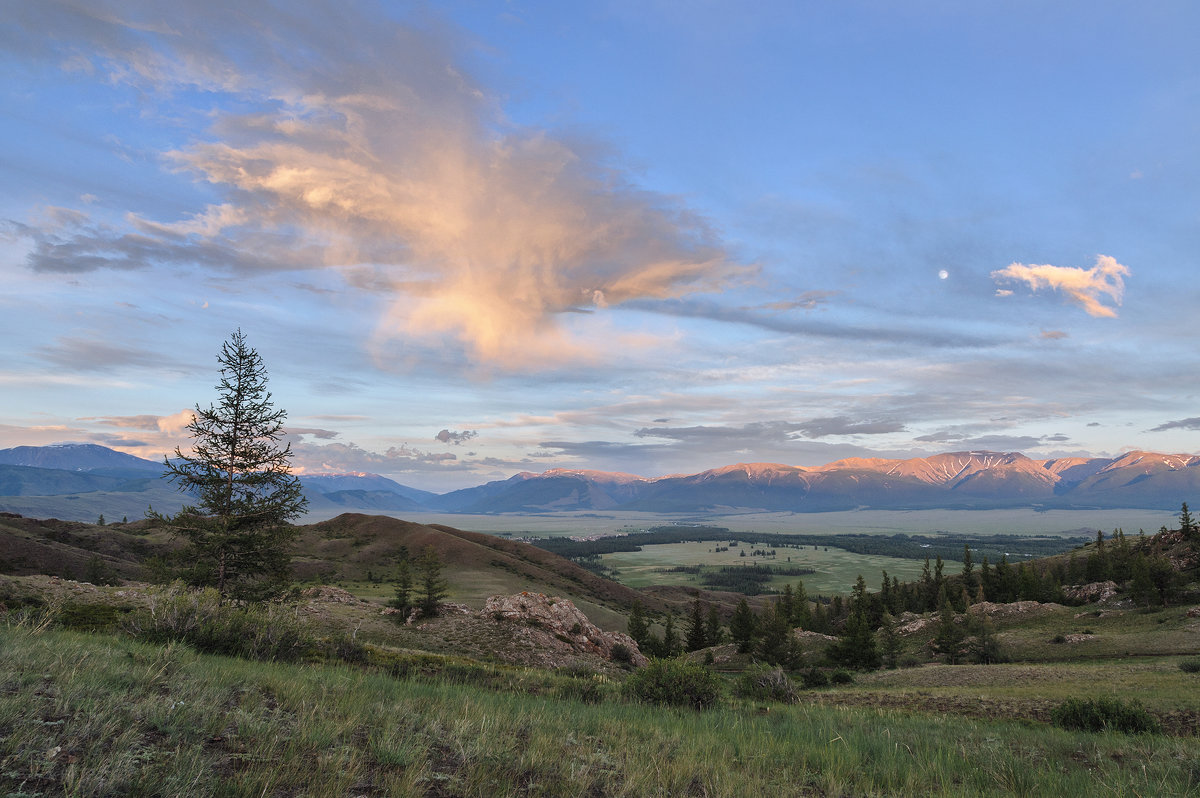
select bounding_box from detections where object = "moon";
[938,269,949,280]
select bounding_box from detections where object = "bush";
[1179,658,1200,674]
[57,601,132,632]
[623,658,723,710]
[610,643,634,667]
[1051,697,1160,734]
[736,665,799,704]
[830,668,854,685]
[120,583,320,663]
[800,667,830,689]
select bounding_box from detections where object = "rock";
[480,592,648,667]
[1061,633,1096,643]
[968,601,1065,619]
[795,630,838,642]
[896,617,935,635]
[1186,606,1200,619]
[300,585,363,604]
[1061,581,1120,604]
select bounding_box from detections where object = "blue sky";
[2,1,1199,491]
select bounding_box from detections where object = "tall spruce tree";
[156,329,307,601]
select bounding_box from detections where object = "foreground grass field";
[3,625,1197,797]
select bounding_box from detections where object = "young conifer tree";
[156,329,307,601]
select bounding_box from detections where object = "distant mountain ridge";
[2,443,1198,519]
[431,450,1200,513]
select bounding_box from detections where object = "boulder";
[1060,581,1120,604]
[480,592,648,667]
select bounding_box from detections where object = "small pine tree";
[791,580,812,628]
[627,600,651,649]
[659,612,681,657]
[390,557,413,615]
[685,599,708,652]
[730,598,757,654]
[704,604,724,646]
[1180,502,1197,540]
[416,546,448,616]
[932,590,965,664]
[878,615,902,669]
[828,607,880,670]
[96,514,106,526]
[969,610,1003,664]
[960,544,976,598]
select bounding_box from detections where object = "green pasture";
[601,540,929,595]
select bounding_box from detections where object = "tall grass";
[2,625,1198,797]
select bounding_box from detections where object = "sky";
[2,1,1199,493]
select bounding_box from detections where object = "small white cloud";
[991,255,1129,318]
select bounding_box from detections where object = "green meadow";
[601,539,929,595]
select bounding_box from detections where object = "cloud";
[991,255,1129,318]
[36,336,180,372]
[634,417,903,444]
[435,429,478,446]
[286,427,341,440]
[11,1,747,370]
[1039,330,1069,340]
[1149,417,1200,433]
[289,440,466,476]
[794,417,906,438]
[913,429,1072,451]
[85,410,195,436]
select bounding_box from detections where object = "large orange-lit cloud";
[991,255,1129,318]
[18,1,745,370]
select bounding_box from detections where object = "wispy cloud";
[9,1,747,371]
[1149,417,1200,433]
[991,255,1129,318]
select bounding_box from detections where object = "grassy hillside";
[3,625,1197,797]
[2,510,1200,796]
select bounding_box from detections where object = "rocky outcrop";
[968,600,1065,619]
[1061,581,1120,604]
[481,592,647,667]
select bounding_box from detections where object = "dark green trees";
[389,551,413,616]
[827,575,880,670]
[417,546,449,616]
[730,598,758,654]
[627,600,651,649]
[157,329,307,601]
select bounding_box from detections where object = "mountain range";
[1,444,1198,521]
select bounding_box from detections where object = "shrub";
[800,667,830,689]
[610,643,634,667]
[555,677,610,704]
[736,665,799,704]
[1179,658,1200,674]
[830,668,854,685]
[623,658,722,710]
[120,583,317,662]
[1051,697,1161,734]
[57,601,132,632]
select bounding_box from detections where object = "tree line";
[628,506,1198,672]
